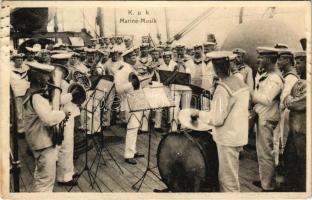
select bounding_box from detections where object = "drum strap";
[183,131,207,160]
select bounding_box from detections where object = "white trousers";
[256,117,276,190]
[15,96,25,133]
[32,146,57,192]
[141,109,162,130]
[169,90,192,132]
[56,117,75,182]
[81,93,101,134]
[217,144,241,192]
[124,110,143,158]
[101,88,116,127]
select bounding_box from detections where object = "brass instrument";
[72,70,92,90]
[50,64,68,146]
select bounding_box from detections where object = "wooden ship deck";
[11,123,262,193]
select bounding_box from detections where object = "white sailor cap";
[149,47,161,53]
[96,48,110,55]
[175,43,185,49]
[229,53,238,61]
[121,47,136,57]
[203,41,217,46]
[205,51,234,60]
[111,46,124,53]
[124,35,133,41]
[157,44,165,50]
[140,43,150,48]
[276,48,293,57]
[39,49,50,54]
[50,50,69,55]
[193,44,203,49]
[50,53,71,78]
[11,52,25,59]
[51,53,72,64]
[256,47,279,56]
[26,61,55,73]
[232,48,246,55]
[70,52,80,57]
[85,48,96,53]
[293,51,306,58]
[53,42,69,49]
[115,35,124,39]
[25,44,41,53]
[274,43,289,49]
[163,51,172,56]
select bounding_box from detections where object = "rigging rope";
[169,8,216,43]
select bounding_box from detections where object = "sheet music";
[127,86,174,112]
[143,87,173,109]
[127,90,151,112]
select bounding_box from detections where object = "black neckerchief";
[139,57,149,65]
[237,64,245,70]
[193,60,203,65]
[256,73,268,90]
[12,71,26,76]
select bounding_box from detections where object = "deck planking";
[11,123,261,193]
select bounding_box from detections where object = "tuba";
[49,64,69,146]
[72,70,92,90]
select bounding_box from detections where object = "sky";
[46,7,307,47]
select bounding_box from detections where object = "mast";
[114,8,118,36]
[168,8,216,43]
[61,9,65,31]
[164,8,170,42]
[97,8,104,37]
[82,8,86,29]
[239,7,244,24]
[53,9,59,32]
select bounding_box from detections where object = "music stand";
[88,78,124,181]
[67,88,103,192]
[127,87,175,192]
[158,70,191,132]
[68,76,120,192]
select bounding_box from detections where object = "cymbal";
[178,108,213,131]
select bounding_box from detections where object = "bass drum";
[157,131,219,192]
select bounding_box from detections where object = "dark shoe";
[154,128,162,132]
[72,173,79,179]
[252,181,262,188]
[262,188,281,192]
[153,188,170,192]
[86,134,94,139]
[134,152,144,158]
[239,152,244,160]
[18,132,25,139]
[138,130,148,135]
[125,158,137,165]
[58,180,78,186]
[26,148,34,158]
